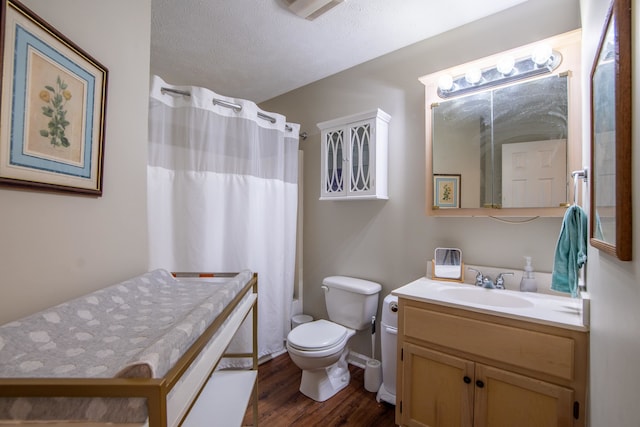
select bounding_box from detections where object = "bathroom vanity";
[393,278,588,427]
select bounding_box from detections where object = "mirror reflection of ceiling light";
[287,0,345,20]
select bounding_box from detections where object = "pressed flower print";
[39,76,72,148]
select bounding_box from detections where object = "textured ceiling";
[150,0,527,103]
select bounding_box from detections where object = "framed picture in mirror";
[589,0,632,261]
[433,174,460,209]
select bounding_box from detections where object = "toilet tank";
[323,276,382,330]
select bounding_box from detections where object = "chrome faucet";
[482,277,497,289]
[467,268,514,290]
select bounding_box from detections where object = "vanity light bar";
[437,50,563,99]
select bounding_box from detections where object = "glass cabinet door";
[324,129,344,195]
[350,122,372,194]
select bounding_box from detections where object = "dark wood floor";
[243,352,397,426]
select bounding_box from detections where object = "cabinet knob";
[463,376,471,384]
[476,380,485,388]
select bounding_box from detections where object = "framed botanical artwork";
[0,0,108,196]
[433,174,460,208]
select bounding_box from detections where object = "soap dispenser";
[520,256,538,292]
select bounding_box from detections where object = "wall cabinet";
[396,298,588,427]
[317,109,390,200]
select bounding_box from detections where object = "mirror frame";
[419,30,582,217]
[589,0,632,261]
[432,248,464,282]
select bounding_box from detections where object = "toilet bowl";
[286,319,356,401]
[286,276,381,402]
[287,320,355,367]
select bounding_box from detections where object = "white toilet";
[286,275,381,402]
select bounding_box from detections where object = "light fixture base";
[286,0,345,20]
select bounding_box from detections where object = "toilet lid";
[288,319,348,351]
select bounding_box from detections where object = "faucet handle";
[467,267,484,286]
[495,272,515,289]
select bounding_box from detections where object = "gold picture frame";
[0,0,108,196]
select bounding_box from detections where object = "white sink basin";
[392,277,587,330]
[438,287,534,308]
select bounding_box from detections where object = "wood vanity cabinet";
[396,298,588,427]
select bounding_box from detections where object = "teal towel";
[551,205,588,297]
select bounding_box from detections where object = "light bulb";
[496,55,515,75]
[465,68,482,85]
[531,44,552,66]
[437,74,454,91]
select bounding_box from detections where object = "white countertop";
[393,277,588,331]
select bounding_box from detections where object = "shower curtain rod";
[160,87,308,140]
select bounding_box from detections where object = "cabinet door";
[321,127,345,198]
[348,119,375,197]
[474,364,574,427]
[400,343,474,427]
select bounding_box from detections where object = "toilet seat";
[288,319,348,351]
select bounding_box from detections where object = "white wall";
[261,0,581,357]
[0,0,151,324]
[581,0,640,425]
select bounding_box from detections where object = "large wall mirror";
[590,0,632,261]
[420,30,582,217]
[432,74,569,209]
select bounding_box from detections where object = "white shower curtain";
[147,75,299,362]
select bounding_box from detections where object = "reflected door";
[502,139,567,208]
